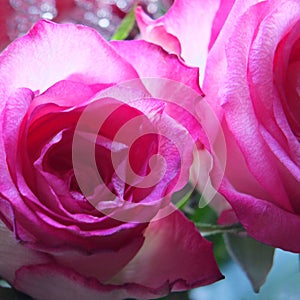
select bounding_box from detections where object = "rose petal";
[111,40,206,152]
[273,20,300,165]
[136,16,181,55]
[51,235,144,283]
[111,208,223,291]
[203,0,263,118]
[32,80,108,109]
[14,264,168,300]
[208,0,235,50]
[221,2,294,212]
[136,0,221,80]
[111,39,201,93]
[0,20,138,98]
[220,181,300,252]
[0,220,51,284]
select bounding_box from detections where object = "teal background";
[190,249,300,300]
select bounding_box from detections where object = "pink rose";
[137,0,300,252]
[0,20,223,299]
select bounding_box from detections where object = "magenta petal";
[112,208,223,291]
[220,183,300,252]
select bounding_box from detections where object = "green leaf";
[181,188,218,223]
[111,8,136,40]
[224,233,275,292]
[207,233,230,266]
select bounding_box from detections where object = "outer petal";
[110,39,206,146]
[0,20,138,98]
[135,0,232,137]
[222,2,300,211]
[220,180,300,253]
[217,0,300,251]
[49,235,144,283]
[111,39,202,93]
[199,0,264,132]
[0,220,51,284]
[14,264,166,300]
[111,38,209,144]
[111,208,223,291]
[136,0,221,74]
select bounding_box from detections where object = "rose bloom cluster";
[138,0,300,253]
[1,0,300,299]
[0,6,221,300]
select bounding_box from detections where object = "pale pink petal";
[0,20,138,99]
[111,39,201,93]
[219,122,275,203]
[50,235,144,282]
[31,79,109,109]
[112,209,223,291]
[14,264,169,300]
[136,0,221,72]
[0,221,51,284]
[135,8,181,55]
[191,147,231,214]
[203,0,262,118]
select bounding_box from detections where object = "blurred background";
[0,0,172,50]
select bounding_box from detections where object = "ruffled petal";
[0,20,138,98]
[111,39,201,93]
[136,0,221,74]
[112,208,223,291]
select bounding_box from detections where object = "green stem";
[175,191,193,209]
[196,223,245,236]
